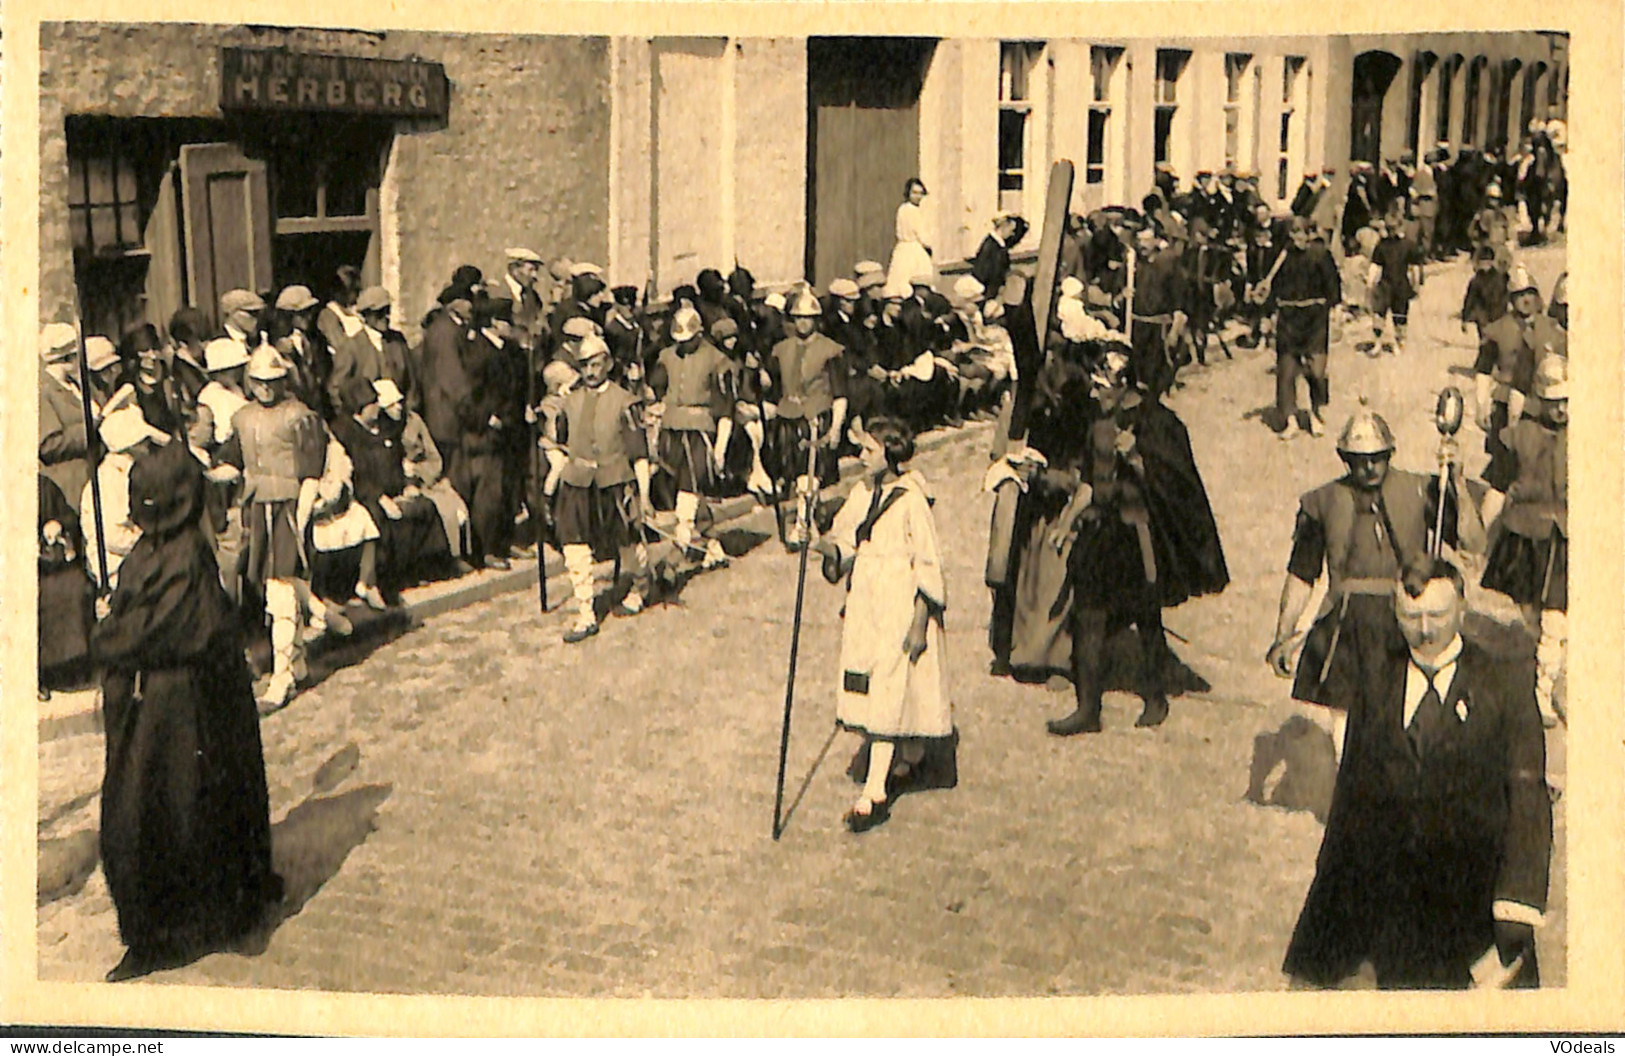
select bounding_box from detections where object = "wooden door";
[141,166,185,333]
[808,38,932,289]
[179,142,273,329]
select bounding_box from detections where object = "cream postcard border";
[2,0,1621,1036]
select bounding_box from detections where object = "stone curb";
[38,420,996,743]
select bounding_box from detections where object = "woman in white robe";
[812,418,953,832]
[885,178,935,291]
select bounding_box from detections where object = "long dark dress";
[92,443,282,958]
[38,474,94,683]
[331,415,451,590]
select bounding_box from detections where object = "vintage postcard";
[4,0,1621,1037]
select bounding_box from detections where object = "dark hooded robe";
[39,474,94,683]
[93,442,282,960]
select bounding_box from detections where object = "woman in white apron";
[885,178,935,292]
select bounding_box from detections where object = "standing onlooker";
[1460,246,1510,344]
[39,322,92,507]
[93,440,283,981]
[38,473,93,700]
[885,178,935,292]
[270,284,333,421]
[326,285,388,412]
[316,265,365,354]
[82,407,169,591]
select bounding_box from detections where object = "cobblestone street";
[37,246,1567,998]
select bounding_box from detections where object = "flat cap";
[275,285,319,313]
[219,289,265,316]
[829,278,860,299]
[355,286,392,314]
[84,336,119,373]
[506,247,544,264]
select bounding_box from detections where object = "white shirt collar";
[1404,635,1465,728]
[506,274,526,301]
[365,325,384,351]
[225,323,249,344]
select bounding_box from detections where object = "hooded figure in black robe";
[92,441,282,980]
[1045,347,1228,734]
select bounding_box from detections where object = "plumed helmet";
[669,306,703,341]
[245,342,290,381]
[204,336,251,373]
[1533,354,1568,401]
[788,287,822,317]
[1336,401,1395,456]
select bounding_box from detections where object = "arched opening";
[1522,60,1549,136]
[1435,54,1464,147]
[1350,50,1403,164]
[1493,57,1522,150]
[1407,51,1438,156]
[1463,56,1487,146]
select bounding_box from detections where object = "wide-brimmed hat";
[100,406,169,452]
[39,322,79,362]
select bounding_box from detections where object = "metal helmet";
[788,287,822,317]
[669,306,703,342]
[1336,402,1395,455]
[245,342,290,382]
[1533,354,1568,401]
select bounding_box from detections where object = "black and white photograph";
[11,1,1624,1036]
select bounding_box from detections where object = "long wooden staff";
[527,328,549,613]
[772,434,820,840]
[74,320,110,593]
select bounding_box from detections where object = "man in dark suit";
[1283,558,1552,990]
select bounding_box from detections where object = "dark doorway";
[1350,50,1403,164]
[806,37,934,288]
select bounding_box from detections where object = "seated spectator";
[381,378,474,572]
[330,378,452,594]
[308,430,384,616]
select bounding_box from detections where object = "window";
[1154,49,1190,166]
[998,41,1044,214]
[267,121,385,224]
[1086,46,1122,186]
[68,150,145,254]
[1280,57,1306,198]
[1223,53,1251,171]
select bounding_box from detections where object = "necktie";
[1408,668,1449,761]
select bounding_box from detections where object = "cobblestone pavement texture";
[38,246,1567,997]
